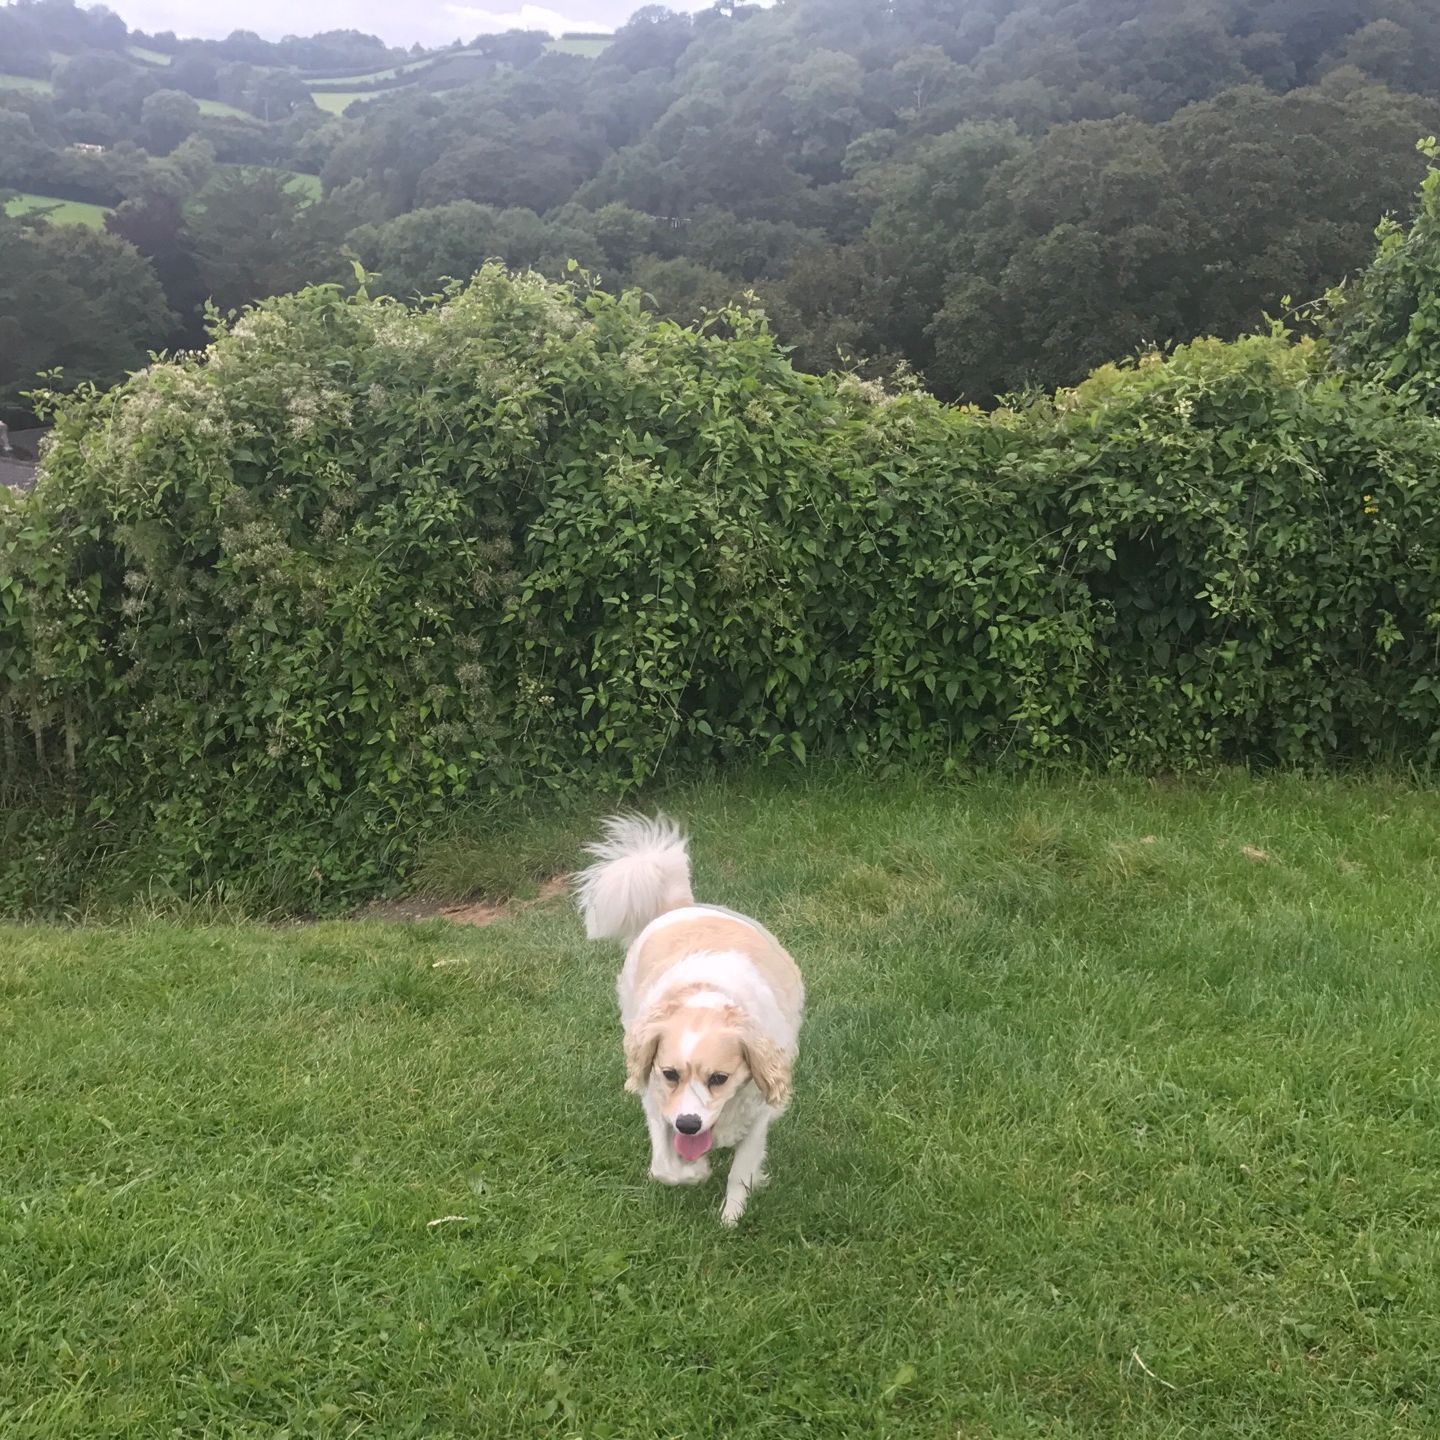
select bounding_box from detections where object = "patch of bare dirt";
[355,874,571,928]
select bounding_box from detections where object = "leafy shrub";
[1325,137,1440,405]
[6,178,1440,909]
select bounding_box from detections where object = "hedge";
[4,165,1440,906]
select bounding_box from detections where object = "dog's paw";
[673,1159,711,1186]
[720,1195,747,1227]
[652,1159,710,1186]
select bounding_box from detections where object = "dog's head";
[624,989,791,1161]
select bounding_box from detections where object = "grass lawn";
[0,73,54,94]
[285,170,323,201]
[126,45,172,65]
[311,90,369,115]
[197,98,254,119]
[309,57,435,86]
[5,191,109,227]
[547,36,612,57]
[4,771,1440,1435]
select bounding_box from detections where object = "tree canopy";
[4,0,1440,418]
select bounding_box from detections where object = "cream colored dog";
[576,815,804,1226]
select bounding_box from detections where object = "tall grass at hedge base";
[5,165,1440,910]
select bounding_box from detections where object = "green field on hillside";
[311,90,369,115]
[284,169,322,200]
[0,73,54,94]
[197,97,254,119]
[5,191,109,227]
[308,56,438,86]
[4,772,1440,1436]
[547,36,611,56]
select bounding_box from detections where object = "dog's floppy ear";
[742,1025,792,1109]
[623,1013,663,1094]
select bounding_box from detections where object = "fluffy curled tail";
[575,813,693,945]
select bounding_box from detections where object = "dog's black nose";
[675,1113,702,1135]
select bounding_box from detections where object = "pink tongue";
[674,1128,713,1162]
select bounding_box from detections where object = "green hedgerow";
[6,168,1440,911]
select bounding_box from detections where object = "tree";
[601,6,696,74]
[106,190,206,344]
[250,71,315,123]
[782,48,867,179]
[917,84,1440,401]
[1324,139,1440,401]
[345,200,603,297]
[320,91,450,212]
[758,241,891,375]
[474,28,548,67]
[885,45,963,120]
[415,134,582,214]
[184,168,319,313]
[0,213,173,417]
[1329,19,1420,92]
[346,201,501,297]
[11,0,1440,420]
[0,5,51,76]
[0,108,48,187]
[627,254,734,322]
[580,202,659,272]
[52,50,139,116]
[167,53,220,101]
[167,133,217,190]
[140,89,201,155]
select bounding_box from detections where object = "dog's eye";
[660,1068,680,1084]
[708,1073,728,1087]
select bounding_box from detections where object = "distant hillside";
[5,0,1440,425]
[0,5,610,128]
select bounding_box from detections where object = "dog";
[576,814,804,1226]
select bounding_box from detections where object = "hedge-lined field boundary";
[5,156,1440,908]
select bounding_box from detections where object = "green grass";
[311,89,369,115]
[0,73,53,94]
[285,170,323,200]
[308,57,435,86]
[4,770,1440,1435]
[307,46,489,87]
[546,36,611,57]
[126,45,172,65]
[197,98,254,119]
[5,191,109,227]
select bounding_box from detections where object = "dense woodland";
[5,0,1440,423]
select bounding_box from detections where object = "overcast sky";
[109,0,722,48]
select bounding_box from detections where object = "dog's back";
[629,907,804,1027]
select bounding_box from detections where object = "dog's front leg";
[721,1115,772,1226]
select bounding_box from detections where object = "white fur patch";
[684,990,729,1010]
[575,814,692,943]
